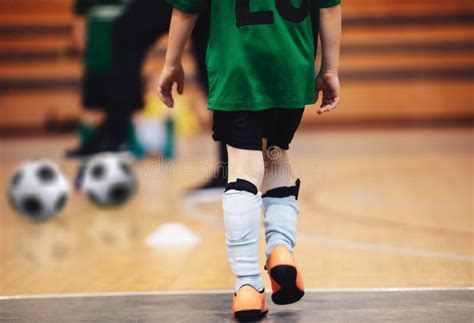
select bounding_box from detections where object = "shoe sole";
[234,309,268,321]
[270,265,305,305]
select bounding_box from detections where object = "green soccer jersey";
[167,0,341,111]
[74,0,126,72]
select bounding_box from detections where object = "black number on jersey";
[236,0,274,27]
[236,0,309,27]
[276,0,309,23]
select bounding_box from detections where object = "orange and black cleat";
[265,245,305,305]
[232,285,268,321]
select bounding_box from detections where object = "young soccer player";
[158,0,341,320]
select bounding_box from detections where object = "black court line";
[0,67,472,93]
[0,289,472,322]
[1,41,473,63]
[0,12,472,36]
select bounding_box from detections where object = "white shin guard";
[262,180,300,259]
[223,179,264,292]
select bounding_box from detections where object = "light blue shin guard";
[262,180,300,259]
[223,179,264,292]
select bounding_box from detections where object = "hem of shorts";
[217,139,291,151]
[226,141,262,151]
[208,99,315,111]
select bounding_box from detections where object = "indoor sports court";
[0,0,473,322]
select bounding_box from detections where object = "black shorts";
[81,71,143,111]
[212,108,304,151]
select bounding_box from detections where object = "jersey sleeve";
[167,0,204,14]
[318,0,341,8]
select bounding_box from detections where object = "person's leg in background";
[77,72,106,149]
[69,72,110,188]
[102,0,173,152]
[78,111,102,146]
[67,1,122,159]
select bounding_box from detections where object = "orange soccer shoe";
[232,285,268,321]
[265,245,305,305]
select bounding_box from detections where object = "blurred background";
[0,0,472,296]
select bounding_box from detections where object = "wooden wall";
[0,0,472,132]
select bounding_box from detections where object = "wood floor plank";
[0,129,472,295]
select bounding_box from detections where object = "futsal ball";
[82,154,137,207]
[8,159,69,220]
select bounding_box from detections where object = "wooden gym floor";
[0,127,472,296]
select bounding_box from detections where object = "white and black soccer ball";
[8,159,69,220]
[82,154,137,207]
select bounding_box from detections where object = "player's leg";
[225,144,264,292]
[213,111,268,319]
[261,147,298,256]
[225,146,267,319]
[261,145,294,194]
[217,141,228,183]
[261,108,305,305]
